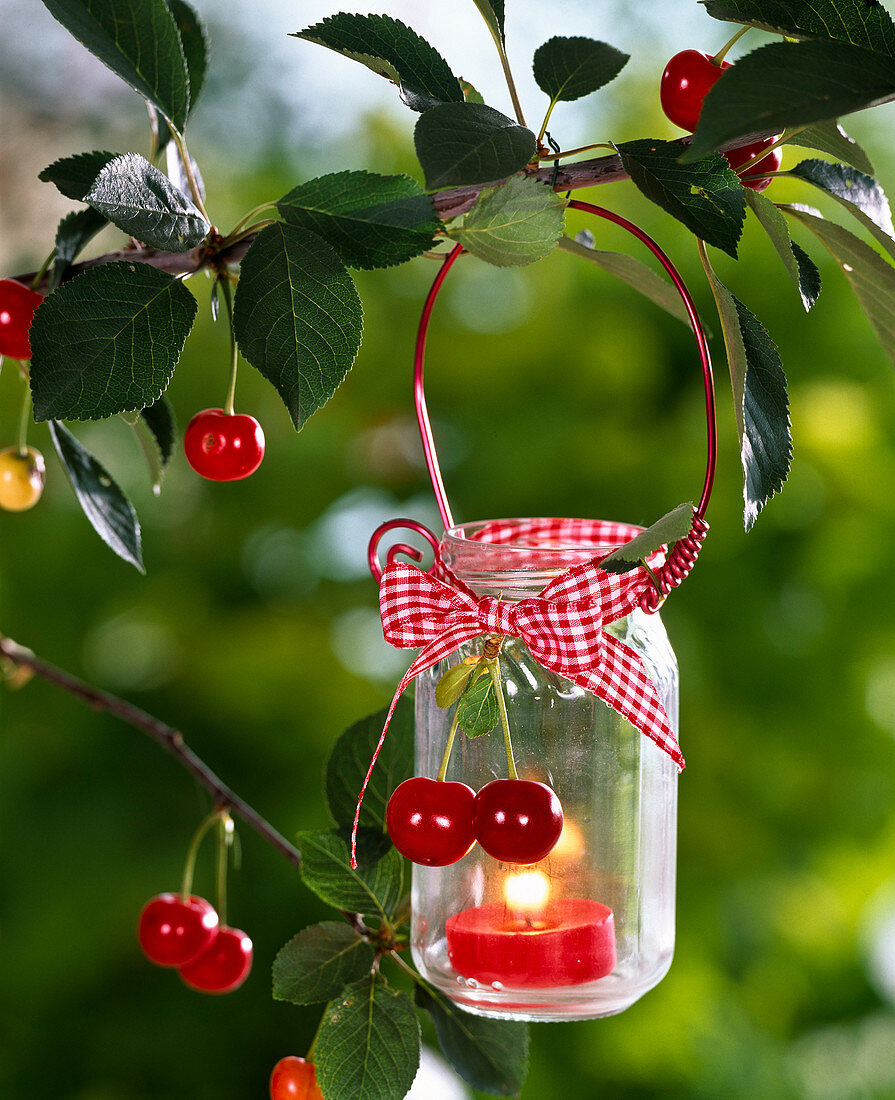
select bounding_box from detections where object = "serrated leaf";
[743,189,821,309]
[316,976,420,1100]
[277,171,439,271]
[273,922,374,1006]
[30,262,197,422]
[166,0,207,110]
[39,150,117,201]
[471,0,505,42]
[324,698,414,833]
[686,40,895,161]
[532,36,628,102]
[702,0,895,57]
[701,259,791,529]
[233,223,363,430]
[415,103,536,191]
[457,668,499,738]
[53,208,108,287]
[451,176,566,267]
[461,78,485,104]
[48,420,144,571]
[784,205,895,366]
[293,14,462,112]
[558,234,694,327]
[786,159,895,249]
[617,139,746,258]
[599,503,696,574]
[84,153,208,252]
[297,831,404,920]
[415,984,529,1096]
[40,0,189,130]
[133,396,176,494]
[435,661,476,708]
[786,120,874,176]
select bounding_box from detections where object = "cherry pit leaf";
[457,667,499,738]
[532,36,629,103]
[296,830,404,921]
[786,159,895,248]
[742,189,821,311]
[39,150,117,201]
[786,121,874,177]
[53,208,108,287]
[272,921,375,1006]
[451,175,567,267]
[435,661,477,709]
[415,103,536,191]
[599,503,696,575]
[470,0,505,43]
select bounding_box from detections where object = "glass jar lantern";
[366,200,716,1024]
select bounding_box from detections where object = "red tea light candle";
[445,870,616,989]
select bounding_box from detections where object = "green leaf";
[701,259,791,529]
[84,153,209,252]
[786,159,895,246]
[532,36,629,102]
[297,830,404,920]
[558,233,694,327]
[415,984,529,1096]
[686,40,895,161]
[435,661,477,708]
[784,205,895,366]
[277,171,439,270]
[30,262,197,423]
[471,0,505,43]
[702,0,895,57]
[316,976,421,1100]
[272,922,374,1006]
[293,14,462,112]
[166,0,207,111]
[53,208,108,287]
[617,139,746,258]
[48,420,144,571]
[743,189,821,310]
[457,669,499,738]
[233,223,363,430]
[133,396,176,494]
[450,176,566,267]
[461,78,485,104]
[324,698,414,833]
[786,120,874,176]
[39,150,117,201]
[40,0,189,130]
[599,503,697,574]
[415,103,536,191]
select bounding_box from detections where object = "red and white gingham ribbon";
[350,517,697,866]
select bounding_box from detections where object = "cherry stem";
[224,203,277,243]
[491,32,526,127]
[436,704,464,782]
[0,633,304,872]
[536,98,558,144]
[170,126,210,223]
[735,126,807,175]
[488,657,518,781]
[218,276,239,416]
[216,814,234,926]
[15,385,31,456]
[180,807,224,902]
[31,249,55,293]
[712,25,749,65]
[537,141,614,161]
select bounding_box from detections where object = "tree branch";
[0,633,303,872]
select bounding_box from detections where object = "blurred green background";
[3,2,895,1097]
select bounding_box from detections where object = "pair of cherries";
[386,776,563,867]
[137,893,253,993]
[660,49,782,191]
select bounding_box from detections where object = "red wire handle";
[413,200,717,531]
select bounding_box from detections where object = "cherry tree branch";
[0,633,303,872]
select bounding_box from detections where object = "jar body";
[409,520,679,1022]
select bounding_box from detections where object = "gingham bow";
[379,558,683,770]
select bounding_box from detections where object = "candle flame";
[504,871,550,914]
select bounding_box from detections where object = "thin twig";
[0,633,303,872]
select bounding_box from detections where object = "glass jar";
[410,519,679,1022]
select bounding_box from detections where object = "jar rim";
[442,517,645,556]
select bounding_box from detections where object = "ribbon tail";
[576,634,685,771]
[349,637,467,869]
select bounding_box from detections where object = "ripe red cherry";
[660,50,729,131]
[0,278,42,360]
[270,1056,324,1100]
[386,776,476,866]
[183,408,265,481]
[137,893,219,967]
[726,139,783,192]
[473,779,564,865]
[179,925,253,993]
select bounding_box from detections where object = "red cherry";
[660,50,729,132]
[726,139,783,192]
[0,278,43,360]
[473,779,564,865]
[137,893,219,967]
[183,408,265,481]
[386,776,476,866]
[179,925,253,993]
[270,1056,324,1100]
